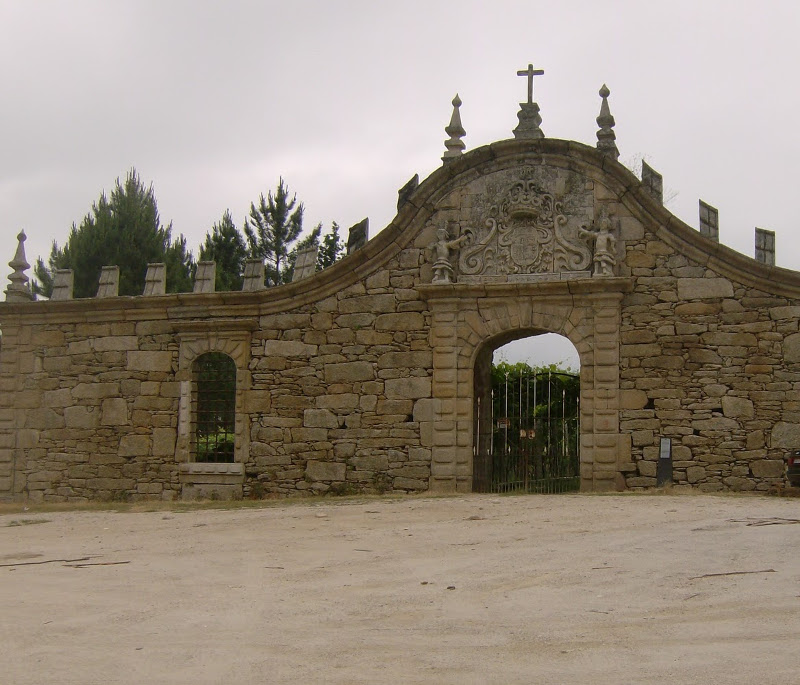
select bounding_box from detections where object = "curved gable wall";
[1,139,797,500]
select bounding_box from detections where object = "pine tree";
[33,169,194,298]
[317,221,344,270]
[243,178,304,286]
[198,210,248,291]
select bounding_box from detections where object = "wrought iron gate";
[474,369,580,493]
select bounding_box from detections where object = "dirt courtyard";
[2,493,799,685]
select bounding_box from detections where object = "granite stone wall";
[2,137,798,501]
[619,233,799,491]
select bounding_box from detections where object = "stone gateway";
[1,75,797,502]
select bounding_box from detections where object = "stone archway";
[420,278,632,493]
[472,328,580,493]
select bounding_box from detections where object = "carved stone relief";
[425,221,468,284]
[451,167,595,284]
[579,211,618,277]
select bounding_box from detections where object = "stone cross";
[517,63,544,104]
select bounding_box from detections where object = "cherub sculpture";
[427,224,468,284]
[579,215,617,277]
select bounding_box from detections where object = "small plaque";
[656,437,672,487]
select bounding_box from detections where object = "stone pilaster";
[699,200,719,242]
[143,263,166,296]
[428,305,462,491]
[585,298,623,491]
[641,161,663,204]
[292,246,319,282]
[50,270,74,301]
[755,228,775,265]
[96,266,119,298]
[193,261,216,293]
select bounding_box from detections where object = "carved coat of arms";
[458,177,592,277]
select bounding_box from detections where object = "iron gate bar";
[475,368,580,494]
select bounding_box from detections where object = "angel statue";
[579,215,617,277]
[426,224,468,284]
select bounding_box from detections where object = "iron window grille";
[192,352,236,463]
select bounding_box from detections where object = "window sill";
[179,462,244,476]
[179,462,244,500]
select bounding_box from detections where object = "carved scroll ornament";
[458,177,592,278]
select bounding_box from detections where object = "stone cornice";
[418,277,633,301]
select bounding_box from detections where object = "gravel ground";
[2,492,799,685]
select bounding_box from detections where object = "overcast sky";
[2,0,798,366]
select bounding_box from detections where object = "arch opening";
[473,331,581,493]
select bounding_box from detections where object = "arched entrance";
[473,331,580,493]
[420,278,632,493]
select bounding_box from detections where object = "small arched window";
[192,352,236,463]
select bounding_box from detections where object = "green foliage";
[491,361,580,422]
[195,434,234,463]
[33,256,54,297]
[164,234,195,294]
[33,169,194,298]
[489,360,581,492]
[317,221,345,270]
[244,177,304,286]
[199,210,248,291]
[492,360,577,383]
[284,221,345,281]
[196,179,344,289]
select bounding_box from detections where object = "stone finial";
[50,269,74,301]
[242,259,265,291]
[143,263,166,296]
[292,246,319,282]
[595,84,619,160]
[442,94,466,164]
[513,62,545,140]
[641,161,663,204]
[513,102,544,140]
[96,266,119,298]
[699,200,719,242]
[755,228,775,265]
[5,230,33,302]
[397,174,419,211]
[346,218,369,255]
[193,261,216,293]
